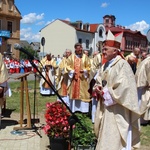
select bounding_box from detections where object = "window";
[78,38,82,44]
[7,44,12,53]
[87,24,90,31]
[128,41,130,48]
[131,41,133,49]
[105,19,109,23]
[9,0,13,11]
[86,39,89,49]
[79,23,82,29]
[0,20,1,30]
[7,21,12,33]
[0,0,2,9]
[141,44,143,48]
[135,42,137,47]
[99,29,103,37]
[125,40,128,48]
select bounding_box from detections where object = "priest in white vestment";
[93,30,140,150]
[135,55,150,125]
[39,54,57,95]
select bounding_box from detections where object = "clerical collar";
[109,57,115,65]
[75,54,82,58]
[103,57,116,71]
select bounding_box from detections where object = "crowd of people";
[3,57,39,74]
[0,30,150,150]
[2,54,64,75]
[37,31,149,149]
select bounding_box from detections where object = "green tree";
[20,46,38,59]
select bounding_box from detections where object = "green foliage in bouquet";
[72,113,97,147]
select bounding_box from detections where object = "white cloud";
[101,2,109,8]
[126,20,150,34]
[20,28,40,42]
[20,17,71,43]
[36,21,45,26]
[21,13,44,24]
[65,18,71,21]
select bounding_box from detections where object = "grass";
[5,80,150,148]
[140,124,150,146]
[6,80,57,114]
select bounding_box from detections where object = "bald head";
[93,51,99,58]
[141,51,148,60]
[83,50,89,56]
[65,49,72,58]
[133,48,140,57]
[46,53,52,60]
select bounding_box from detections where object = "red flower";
[43,101,71,139]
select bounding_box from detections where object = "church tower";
[103,15,116,27]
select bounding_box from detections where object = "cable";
[0,131,36,141]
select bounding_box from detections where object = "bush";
[72,113,97,147]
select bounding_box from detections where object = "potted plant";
[42,101,71,150]
[72,113,97,150]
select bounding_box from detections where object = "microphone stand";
[31,71,42,138]
[33,72,37,123]
[28,58,87,150]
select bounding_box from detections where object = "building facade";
[30,42,40,52]
[103,15,148,55]
[146,29,150,53]
[40,15,148,58]
[0,0,22,58]
[40,19,106,58]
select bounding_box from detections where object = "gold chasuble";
[0,53,9,106]
[56,57,69,96]
[40,57,58,95]
[0,54,9,84]
[66,53,91,102]
[43,59,57,88]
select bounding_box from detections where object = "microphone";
[14,43,39,61]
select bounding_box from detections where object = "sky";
[15,0,150,43]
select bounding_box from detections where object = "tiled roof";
[90,24,99,32]
[30,42,40,46]
[60,19,99,33]
[20,40,31,48]
[60,19,70,24]
[105,26,147,37]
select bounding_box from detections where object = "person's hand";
[0,87,4,94]
[95,85,104,96]
[80,70,84,73]
[92,85,104,100]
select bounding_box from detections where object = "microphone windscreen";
[14,43,21,50]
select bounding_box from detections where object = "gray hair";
[66,49,72,53]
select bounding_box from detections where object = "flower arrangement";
[43,101,71,139]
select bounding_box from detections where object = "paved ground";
[0,72,50,150]
[0,111,50,150]
[1,73,149,150]
[0,111,77,150]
